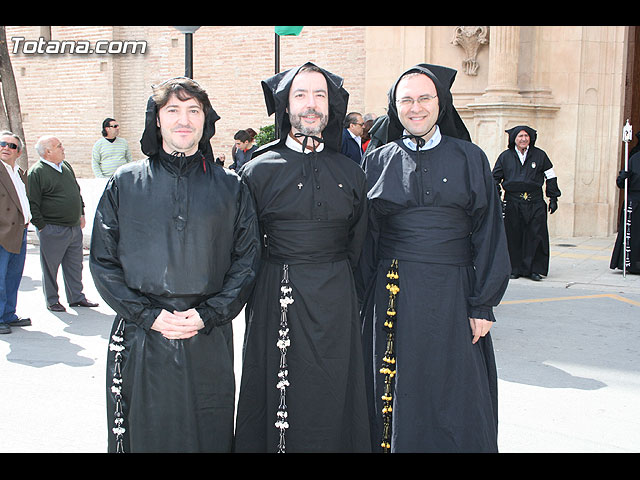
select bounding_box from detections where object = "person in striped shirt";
[92,118,132,178]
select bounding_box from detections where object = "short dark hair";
[234,130,251,143]
[152,77,212,114]
[344,112,362,128]
[101,118,116,137]
[298,64,323,75]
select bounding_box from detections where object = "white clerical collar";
[402,125,441,151]
[285,132,325,154]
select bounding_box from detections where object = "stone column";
[467,25,559,204]
[483,25,521,100]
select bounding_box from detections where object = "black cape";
[90,96,260,452]
[610,151,640,273]
[492,126,561,277]
[234,63,371,453]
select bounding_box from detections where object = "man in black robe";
[493,126,561,280]
[357,64,510,452]
[89,77,260,452]
[610,151,640,274]
[234,62,371,453]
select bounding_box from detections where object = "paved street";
[1,234,639,453]
[495,235,640,452]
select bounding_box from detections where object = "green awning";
[275,26,304,36]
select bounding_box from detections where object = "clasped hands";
[152,309,490,343]
[151,308,204,340]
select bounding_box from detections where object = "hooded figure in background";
[90,77,260,452]
[234,62,371,452]
[610,150,640,274]
[356,64,510,452]
[493,125,561,280]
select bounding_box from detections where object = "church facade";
[6,25,639,237]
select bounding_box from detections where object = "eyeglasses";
[0,141,18,150]
[396,94,438,108]
[108,124,119,128]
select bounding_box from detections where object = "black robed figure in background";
[90,78,260,452]
[611,151,640,274]
[493,126,561,280]
[234,63,370,453]
[357,64,510,452]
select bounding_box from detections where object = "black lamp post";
[173,26,201,78]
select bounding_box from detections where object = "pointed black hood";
[139,78,220,162]
[365,64,471,153]
[257,62,349,154]
[505,125,537,149]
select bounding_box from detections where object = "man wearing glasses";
[341,111,365,164]
[357,64,510,452]
[0,132,31,334]
[91,118,132,178]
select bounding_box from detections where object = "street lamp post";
[173,26,201,78]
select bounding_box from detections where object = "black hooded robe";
[90,91,260,453]
[233,63,371,453]
[610,151,640,274]
[492,126,561,278]
[357,64,510,453]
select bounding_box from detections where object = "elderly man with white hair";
[27,135,98,312]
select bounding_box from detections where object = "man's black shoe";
[47,303,66,312]
[8,317,31,327]
[0,323,11,334]
[529,273,542,281]
[69,299,99,308]
[510,274,520,279]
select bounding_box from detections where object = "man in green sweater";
[27,135,98,312]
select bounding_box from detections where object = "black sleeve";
[467,150,511,322]
[193,179,261,330]
[89,178,162,330]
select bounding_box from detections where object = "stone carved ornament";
[451,26,489,76]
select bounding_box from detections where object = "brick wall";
[6,25,367,177]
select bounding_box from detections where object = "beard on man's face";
[288,108,328,137]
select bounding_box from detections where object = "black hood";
[505,125,537,149]
[257,62,349,154]
[385,63,471,144]
[139,83,220,162]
